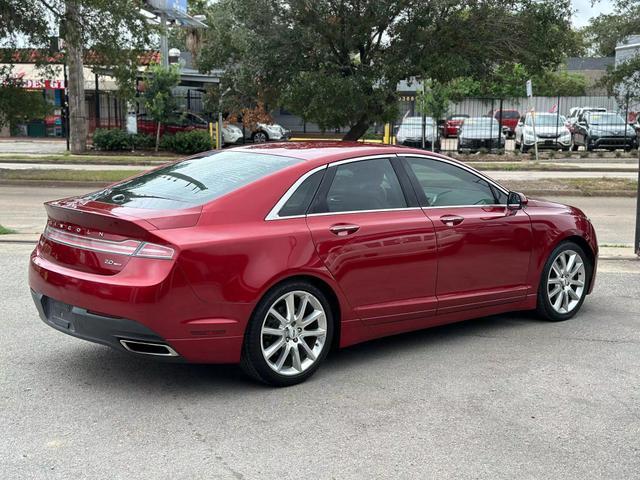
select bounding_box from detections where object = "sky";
[571,0,614,28]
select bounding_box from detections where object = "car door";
[574,114,587,145]
[400,155,532,314]
[305,156,438,324]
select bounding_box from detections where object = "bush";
[92,128,154,151]
[160,130,213,154]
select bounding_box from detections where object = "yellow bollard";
[209,122,215,150]
[383,123,391,144]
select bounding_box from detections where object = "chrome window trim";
[400,153,510,196]
[265,152,511,221]
[306,207,423,218]
[265,165,328,221]
[265,154,399,221]
[327,153,398,167]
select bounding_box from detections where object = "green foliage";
[582,1,640,57]
[92,129,154,151]
[0,66,51,129]
[141,64,181,124]
[160,130,213,155]
[197,0,577,140]
[416,81,450,120]
[1,1,156,98]
[140,64,180,150]
[443,64,587,98]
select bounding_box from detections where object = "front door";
[401,155,532,314]
[305,157,438,324]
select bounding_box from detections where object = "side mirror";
[507,191,528,210]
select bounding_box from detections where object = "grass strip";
[0,168,143,183]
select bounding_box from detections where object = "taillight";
[43,226,175,260]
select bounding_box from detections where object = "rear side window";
[278,169,325,217]
[88,151,302,209]
[312,158,407,213]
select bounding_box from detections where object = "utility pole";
[64,0,87,153]
[159,11,169,67]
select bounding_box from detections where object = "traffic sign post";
[526,80,539,161]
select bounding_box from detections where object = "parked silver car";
[457,117,505,153]
[515,113,570,152]
[396,116,440,150]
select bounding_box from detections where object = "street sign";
[526,80,533,98]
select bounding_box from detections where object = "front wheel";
[536,242,591,321]
[252,131,268,143]
[240,281,334,386]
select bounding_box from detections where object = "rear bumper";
[29,247,245,364]
[31,290,185,361]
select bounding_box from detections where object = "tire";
[240,280,334,386]
[570,136,578,151]
[586,137,594,152]
[252,131,268,143]
[520,142,529,154]
[536,241,592,322]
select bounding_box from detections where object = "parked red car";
[489,109,521,137]
[136,112,209,136]
[29,143,597,386]
[442,114,469,137]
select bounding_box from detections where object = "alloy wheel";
[547,249,586,314]
[253,132,268,143]
[260,291,327,376]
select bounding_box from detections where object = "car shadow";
[49,310,543,395]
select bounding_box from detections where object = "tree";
[0,66,51,132]
[588,1,640,100]
[197,0,579,140]
[140,64,180,151]
[1,0,155,152]
[441,64,587,98]
[582,1,640,57]
[416,81,450,120]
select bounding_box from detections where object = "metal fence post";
[497,98,504,150]
[490,98,495,150]
[555,95,561,149]
[624,92,630,149]
[421,112,426,150]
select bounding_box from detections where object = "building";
[564,57,615,94]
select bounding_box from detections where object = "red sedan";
[442,114,469,137]
[29,143,598,386]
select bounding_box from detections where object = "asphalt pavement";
[1,243,639,479]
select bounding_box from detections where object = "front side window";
[405,157,506,207]
[313,158,407,213]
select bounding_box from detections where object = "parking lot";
[2,242,639,479]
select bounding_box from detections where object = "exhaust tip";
[119,339,179,357]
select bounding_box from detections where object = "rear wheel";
[240,281,334,386]
[536,242,591,321]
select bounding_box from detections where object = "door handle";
[440,215,464,227]
[329,224,360,236]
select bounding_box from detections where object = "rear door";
[401,155,532,314]
[305,156,438,324]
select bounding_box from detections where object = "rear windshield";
[87,151,302,209]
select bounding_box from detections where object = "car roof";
[227,141,449,165]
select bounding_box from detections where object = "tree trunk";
[342,117,370,141]
[155,121,161,152]
[65,0,87,153]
